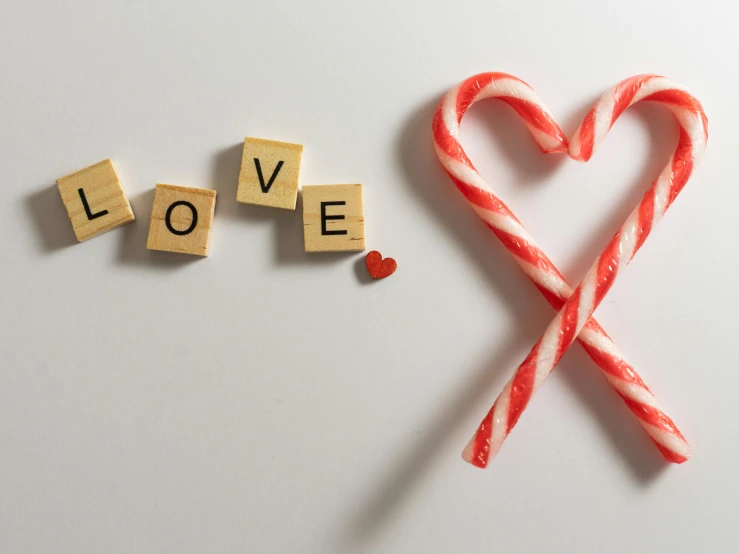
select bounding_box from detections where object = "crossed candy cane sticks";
[432,73,707,467]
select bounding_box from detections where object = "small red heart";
[365,251,397,279]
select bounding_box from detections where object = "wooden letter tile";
[237,137,303,210]
[56,159,135,241]
[146,184,217,257]
[302,184,365,253]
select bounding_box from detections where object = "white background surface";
[0,1,737,552]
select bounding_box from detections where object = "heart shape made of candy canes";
[432,73,707,468]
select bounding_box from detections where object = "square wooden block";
[146,184,217,257]
[56,159,135,241]
[302,184,365,253]
[237,137,303,210]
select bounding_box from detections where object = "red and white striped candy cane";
[432,73,704,467]
[451,74,707,468]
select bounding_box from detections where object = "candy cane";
[457,74,707,467]
[432,73,705,467]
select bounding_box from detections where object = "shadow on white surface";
[24,185,78,252]
[339,93,676,547]
[352,256,376,285]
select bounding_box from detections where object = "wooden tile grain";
[146,184,217,256]
[56,159,135,241]
[302,184,364,253]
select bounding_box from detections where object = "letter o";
[165,200,198,236]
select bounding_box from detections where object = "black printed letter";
[165,201,198,236]
[254,159,284,193]
[320,201,347,236]
[78,188,109,220]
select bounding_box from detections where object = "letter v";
[254,159,284,193]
